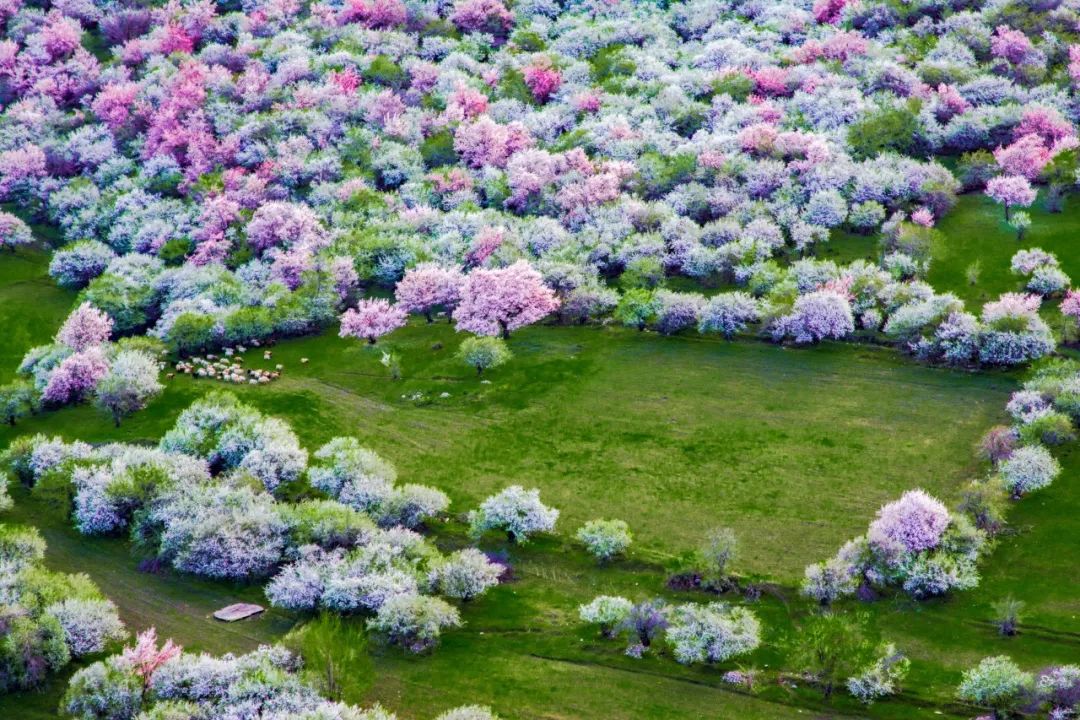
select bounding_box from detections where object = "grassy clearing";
[0,249,1076,720]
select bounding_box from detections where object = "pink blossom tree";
[993,135,1051,181]
[454,116,533,168]
[339,298,407,344]
[57,302,113,351]
[453,261,559,339]
[985,176,1036,221]
[523,58,562,103]
[395,264,464,322]
[1061,289,1080,327]
[120,628,182,688]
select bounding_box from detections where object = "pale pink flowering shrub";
[453,261,559,339]
[0,145,47,199]
[454,116,534,168]
[339,298,407,344]
[42,347,109,404]
[910,207,934,228]
[340,0,407,28]
[1014,106,1074,146]
[1070,45,1080,87]
[246,201,326,253]
[447,84,488,120]
[466,226,504,266]
[57,302,113,351]
[1060,290,1080,324]
[91,82,140,129]
[41,12,83,60]
[812,0,849,24]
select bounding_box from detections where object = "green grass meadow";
[0,208,1078,720]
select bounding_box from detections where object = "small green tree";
[287,613,372,701]
[614,289,659,331]
[0,380,38,426]
[992,597,1025,637]
[696,527,738,587]
[457,336,512,376]
[787,612,875,699]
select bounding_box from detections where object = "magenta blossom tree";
[42,347,109,405]
[339,298,408,344]
[985,176,1036,221]
[395,264,465,322]
[453,261,560,339]
[57,302,114,352]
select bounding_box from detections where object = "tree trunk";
[476,365,483,376]
[1004,205,1011,222]
[367,336,376,345]
[499,321,510,340]
[424,311,433,323]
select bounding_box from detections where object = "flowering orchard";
[2,391,547,653]
[3,0,1080,419]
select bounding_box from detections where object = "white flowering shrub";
[147,483,288,579]
[435,706,500,720]
[159,391,306,492]
[666,603,761,665]
[575,519,632,562]
[578,596,633,638]
[468,486,559,543]
[998,445,1060,497]
[428,549,502,600]
[46,599,127,657]
[309,437,397,512]
[368,594,462,654]
[804,490,984,601]
[847,643,910,704]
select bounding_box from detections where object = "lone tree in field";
[468,485,559,543]
[339,298,407,345]
[985,175,1036,221]
[457,336,512,375]
[453,261,559,339]
[94,350,163,426]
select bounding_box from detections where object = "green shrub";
[421,129,458,169]
[847,103,922,160]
